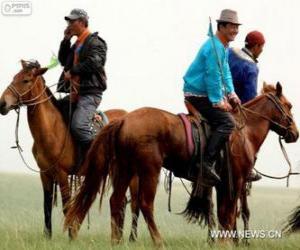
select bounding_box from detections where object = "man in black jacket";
[57,8,107,156]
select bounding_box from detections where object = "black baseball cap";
[64,9,89,21]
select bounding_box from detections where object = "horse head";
[261,82,299,143]
[0,59,48,115]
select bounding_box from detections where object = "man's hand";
[213,101,232,112]
[64,27,73,40]
[228,92,241,107]
[64,71,72,81]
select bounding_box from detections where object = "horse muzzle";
[0,100,11,115]
[284,128,299,143]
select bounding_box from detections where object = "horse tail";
[64,119,124,230]
[283,205,300,233]
[182,185,215,228]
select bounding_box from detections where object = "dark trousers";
[71,94,102,145]
[185,96,235,163]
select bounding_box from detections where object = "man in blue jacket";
[229,30,265,181]
[229,31,265,103]
[183,9,241,184]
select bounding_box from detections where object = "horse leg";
[40,173,54,238]
[241,184,250,245]
[138,166,163,247]
[129,174,140,242]
[110,166,132,245]
[57,172,74,239]
[216,179,243,244]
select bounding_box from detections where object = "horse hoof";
[129,234,137,242]
[43,228,52,239]
[68,225,79,240]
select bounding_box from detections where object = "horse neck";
[237,96,273,152]
[26,80,66,142]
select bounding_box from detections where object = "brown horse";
[64,83,298,246]
[0,60,130,239]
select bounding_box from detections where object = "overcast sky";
[0,0,299,187]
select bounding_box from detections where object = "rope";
[254,136,300,187]
[168,171,172,212]
[179,178,191,196]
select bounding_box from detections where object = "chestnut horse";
[65,83,298,246]
[0,60,133,239]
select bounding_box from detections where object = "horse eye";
[22,79,30,84]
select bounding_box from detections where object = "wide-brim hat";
[65,8,89,21]
[216,9,241,25]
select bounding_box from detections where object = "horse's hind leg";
[138,161,163,247]
[57,171,74,239]
[110,165,132,245]
[129,174,140,242]
[40,173,54,239]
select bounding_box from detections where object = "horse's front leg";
[40,172,54,238]
[240,183,250,245]
[216,178,243,245]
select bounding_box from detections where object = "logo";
[1,1,32,16]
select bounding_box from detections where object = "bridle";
[239,92,294,140]
[7,76,56,108]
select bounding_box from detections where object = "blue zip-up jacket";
[183,35,234,104]
[228,48,259,104]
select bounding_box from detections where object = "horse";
[0,60,135,239]
[64,82,298,246]
[283,205,300,233]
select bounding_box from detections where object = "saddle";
[56,98,108,138]
[173,101,210,182]
[175,101,231,187]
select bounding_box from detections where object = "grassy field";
[1,173,300,250]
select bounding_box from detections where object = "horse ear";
[276,82,282,97]
[261,81,268,93]
[21,60,27,69]
[263,81,267,89]
[33,67,48,76]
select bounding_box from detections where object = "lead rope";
[254,136,300,187]
[11,108,43,173]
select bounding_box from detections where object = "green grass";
[1,173,300,249]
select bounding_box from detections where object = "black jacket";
[57,32,107,95]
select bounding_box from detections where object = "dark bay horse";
[65,83,298,246]
[283,205,300,233]
[0,60,131,239]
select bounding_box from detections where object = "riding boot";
[74,141,91,173]
[203,131,229,184]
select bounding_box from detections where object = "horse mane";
[39,76,59,108]
[241,83,277,109]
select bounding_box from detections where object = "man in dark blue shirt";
[229,30,265,181]
[229,31,265,103]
